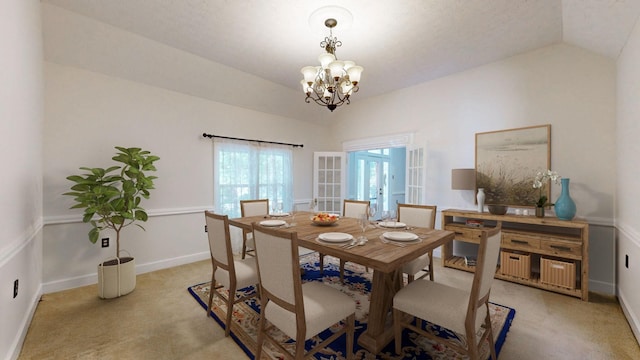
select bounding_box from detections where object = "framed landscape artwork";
[475,125,551,207]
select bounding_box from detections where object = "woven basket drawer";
[500,251,531,279]
[541,257,576,290]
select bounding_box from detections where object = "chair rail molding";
[616,220,640,248]
[0,217,42,268]
[43,206,212,225]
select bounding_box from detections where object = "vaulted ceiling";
[44,0,640,102]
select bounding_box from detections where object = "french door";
[406,144,426,204]
[312,152,345,215]
[353,154,388,216]
[312,143,425,215]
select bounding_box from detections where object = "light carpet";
[188,253,515,359]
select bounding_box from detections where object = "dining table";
[228,211,455,354]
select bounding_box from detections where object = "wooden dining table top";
[228,211,455,274]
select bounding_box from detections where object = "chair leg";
[241,232,248,260]
[428,262,434,281]
[294,331,306,359]
[407,274,415,283]
[428,251,435,281]
[206,272,215,317]
[319,253,325,274]
[224,287,235,337]
[486,311,497,360]
[467,331,480,360]
[346,313,355,360]
[255,297,268,360]
[393,308,403,354]
[339,259,346,283]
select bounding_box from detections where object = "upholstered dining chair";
[252,223,356,360]
[397,204,437,282]
[240,199,269,259]
[342,199,370,218]
[318,199,371,281]
[204,211,260,337]
[393,222,503,360]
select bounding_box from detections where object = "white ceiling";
[43,0,640,101]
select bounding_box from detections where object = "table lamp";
[451,168,482,211]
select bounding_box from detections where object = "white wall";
[0,1,44,359]
[42,62,332,292]
[616,13,640,343]
[331,43,618,294]
[40,0,334,293]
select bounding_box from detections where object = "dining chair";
[204,211,260,337]
[397,204,437,282]
[318,199,371,282]
[342,199,370,218]
[240,199,270,259]
[252,223,356,360]
[392,222,503,360]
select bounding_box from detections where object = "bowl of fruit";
[311,212,339,226]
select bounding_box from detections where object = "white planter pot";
[97,257,136,299]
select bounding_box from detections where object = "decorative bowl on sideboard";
[487,204,509,215]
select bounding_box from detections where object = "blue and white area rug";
[188,253,515,359]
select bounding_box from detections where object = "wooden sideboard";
[441,209,589,301]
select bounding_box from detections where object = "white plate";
[318,232,353,243]
[383,231,419,242]
[259,220,286,227]
[378,221,406,228]
[270,212,290,217]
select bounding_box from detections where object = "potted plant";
[532,169,561,218]
[64,146,159,298]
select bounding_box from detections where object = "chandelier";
[300,18,363,112]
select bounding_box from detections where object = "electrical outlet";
[204,225,208,233]
[626,254,629,269]
[13,279,18,298]
[101,237,109,248]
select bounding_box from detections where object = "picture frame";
[475,125,551,207]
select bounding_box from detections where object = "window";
[214,140,293,218]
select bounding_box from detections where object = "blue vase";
[554,178,576,220]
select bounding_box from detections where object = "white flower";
[532,169,562,207]
[533,170,561,189]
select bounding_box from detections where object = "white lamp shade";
[300,80,310,93]
[340,82,354,94]
[301,66,317,84]
[451,168,476,190]
[343,60,355,70]
[318,53,336,69]
[329,60,345,78]
[347,65,363,83]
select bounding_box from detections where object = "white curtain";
[213,139,293,252]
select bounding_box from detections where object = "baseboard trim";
[589,279,616,296]
[42,251,210,294]
[8,284,42,360]
[135,251,210,275]
[618,288,640,346]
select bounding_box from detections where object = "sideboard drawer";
[446,226,483,243]
[540,239,582,257]
[502,232,541,251]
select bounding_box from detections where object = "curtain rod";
[202,133,304,148]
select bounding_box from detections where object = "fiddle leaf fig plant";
[64,147,160,257]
